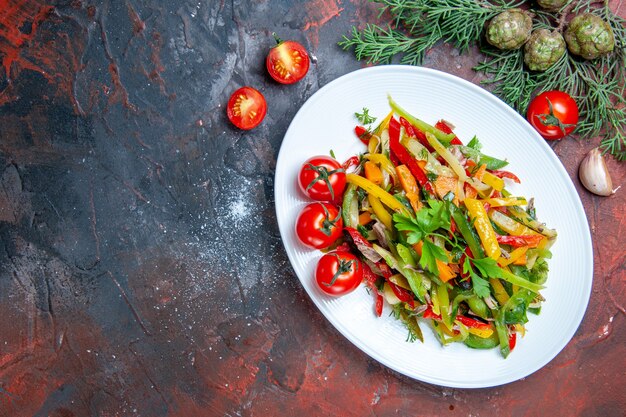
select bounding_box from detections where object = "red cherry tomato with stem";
[527,91,578,140]
[226,86,267,130]
[315,251,363,296]
[266,34,310,84]
[298,155,346,202]
[295,202,343,249]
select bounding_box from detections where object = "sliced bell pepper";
[490,169,521,183]
[433,175,459,205]
[498,246,529,267]
[481,197,528,207]
[507,206,557,238]
[472,163,487,180]
[395,164,422,213]
[465,198,501,260]
[362,260,384,317]
[389,117,434,194]
[363,160,383,185]
[342,155,360,171]
[366,153,397,183]
[358,211,372,225]
[368,193,393,230]
[400,117,434,152]
[346,173,409,215]
[489,278,510,305]
[449,204,484,259]
[434,120,463,145]
[388,95,457,145]
[481,171,505,191]
[496,234,543,248]
[354,126,371,145]
[425,132,468,182]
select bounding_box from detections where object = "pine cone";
[524,29,566,71]
[486,9,533,50]
[564,13,615,59]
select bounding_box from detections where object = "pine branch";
[340,0,626,160]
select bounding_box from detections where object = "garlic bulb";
[578,148,617,196]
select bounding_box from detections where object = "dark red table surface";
[0,1,624,416]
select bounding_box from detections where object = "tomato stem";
[272,32,283,45]
[324,254,354,287]
[536,97,576,137]
[304,163,345,201]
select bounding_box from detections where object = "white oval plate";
[274,65,593,388]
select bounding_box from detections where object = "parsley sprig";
[394,201,506,298]
[393,200,454,275]
[355,107,377,125]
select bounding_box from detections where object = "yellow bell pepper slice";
[366,153,397,179]
[465,198,501,260]
[346,173,410,215]
[368,194,393,230]
[498,246,529,267]
[467,325,494,339]
[481,197,528,207]
[482,172,505,191]
[490,278,510,305]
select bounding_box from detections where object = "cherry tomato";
[266,35,310,84]
[295,202,343,249]
[315,251,363,296]
[298,156,346,202]
[527,91,578,140]
[226,86,267,130]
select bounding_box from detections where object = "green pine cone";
[536,0,569,11]
[524,29,566,71]
[564,13,615,59]
[486,9,533,50]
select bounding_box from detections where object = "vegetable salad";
[334,96,556,357]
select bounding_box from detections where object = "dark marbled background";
[0,1,624,416]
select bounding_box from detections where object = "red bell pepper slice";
[354,125,371,145]
[400,117,434,152]
[362,261,384,317]
[496,234,544,248]
[509,332,517,351]
[389,117,434,194]
[489,169,521,184]
[375,261,394,279]
[387,281,416,308]
[435,120,463,145]
[342,156,360,171]
[423,306,490,330]
[455,315,492,331]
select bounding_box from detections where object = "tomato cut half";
[226,86,267,130]
[266,36,310,85]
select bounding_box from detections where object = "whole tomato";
[527,91,578,140]
[315,251,363,296]
[295,202,343,249]
[298,155,346,202]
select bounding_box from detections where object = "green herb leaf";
[355,107,377,125]
[472,257,504,278]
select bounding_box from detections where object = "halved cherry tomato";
[527,91,578,140]
[315,251,363,296]
[266,34,310,84]
[295,202,343,249]
[226,86,267,130]
[298,156,346,202]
